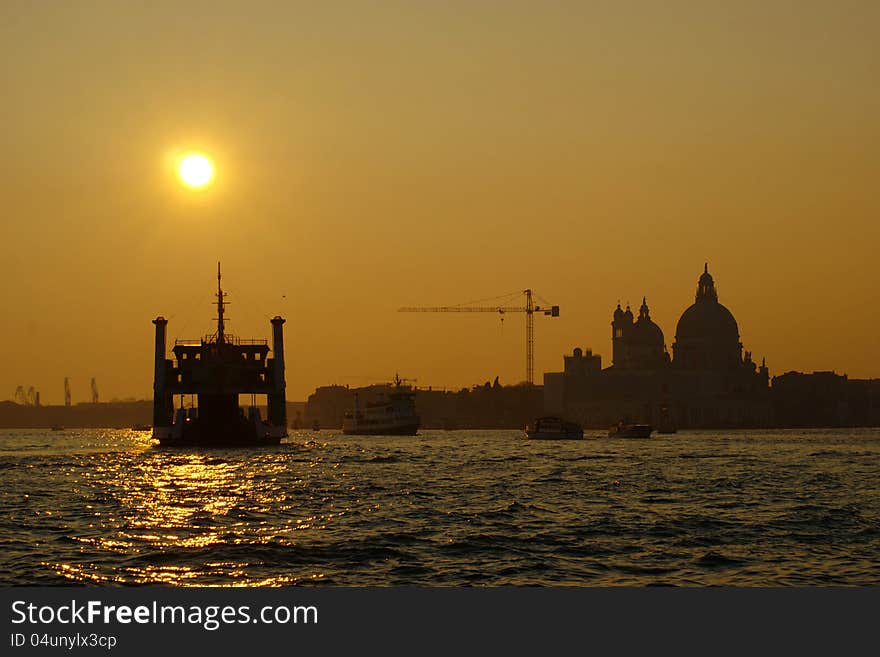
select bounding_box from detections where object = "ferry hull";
[157,436,281,448]
[153,422,284,447]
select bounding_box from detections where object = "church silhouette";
[544,265,771,429]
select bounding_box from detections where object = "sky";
[1,1,878,403]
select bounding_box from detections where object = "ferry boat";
[607,422,653,438]
[525,417,584,440]
[151,264,288,447]
[342,375,420,435]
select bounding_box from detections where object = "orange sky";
[1,1,878,403]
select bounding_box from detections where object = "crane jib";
[397,291,560,385]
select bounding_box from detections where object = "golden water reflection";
[54,444,343,586]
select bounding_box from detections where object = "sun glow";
[177,153,215,189]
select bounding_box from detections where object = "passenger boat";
[608,422,653,438]
[525,417,584,440]
[342,375,420,435]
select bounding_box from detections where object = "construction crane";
[398,289,559,385]
[14,386,40,406]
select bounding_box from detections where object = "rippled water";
[0,428,878,586]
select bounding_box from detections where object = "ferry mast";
[215,261,227,344]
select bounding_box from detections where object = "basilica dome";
[675,265,739,341]
[675,298,739,343]
[672,265,742,370]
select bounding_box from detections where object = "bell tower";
[612,302,633,367]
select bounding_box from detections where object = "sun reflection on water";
[42,441,345,586]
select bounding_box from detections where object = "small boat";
[608,422,653,438]
[525,417,584,440]
[131,423,152,431]
[50,425,64,431]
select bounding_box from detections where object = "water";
[1,428,878,586]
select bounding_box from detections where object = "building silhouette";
[771,370,880,427]
[305,380,543,430]
[545,264,772,428]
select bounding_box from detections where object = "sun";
[177,152,215,189]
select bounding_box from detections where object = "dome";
[673,265,745,371]
[630,318,664,345]
[631,297,664,345]
[675,266,739,344]
[613,304,624,321]
[675,300,739,343]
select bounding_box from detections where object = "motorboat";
[525,416,584,440]
[608,422,653,438]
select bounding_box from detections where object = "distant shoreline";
[2,400,878,432]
